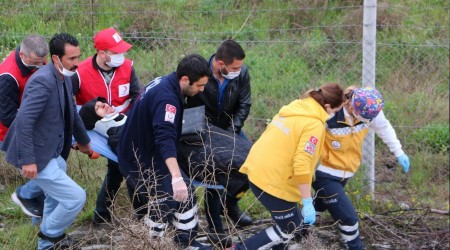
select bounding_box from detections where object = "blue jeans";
[4,140,44,225]
[30,156,86,250]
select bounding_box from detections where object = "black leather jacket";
[186,57,251,133]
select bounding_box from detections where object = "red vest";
[75,57,133,113]
[0,51,34,141]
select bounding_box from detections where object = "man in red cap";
[71,27,141,226]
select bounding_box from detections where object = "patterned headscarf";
[351,87,384,120]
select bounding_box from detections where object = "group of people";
[0,27,411,250]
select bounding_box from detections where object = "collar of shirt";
[343,107,354,126]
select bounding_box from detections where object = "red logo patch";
[166,104,177,114]
[309,136,318,145]
[304,141,316,155]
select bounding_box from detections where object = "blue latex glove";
[397,154,410,173]
[301,197,316,225]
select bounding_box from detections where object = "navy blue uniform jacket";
[118,72,184,179]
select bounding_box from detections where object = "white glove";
[171,177,188,203]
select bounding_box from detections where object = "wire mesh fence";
[0,1,448,248]
[0,0,448,199]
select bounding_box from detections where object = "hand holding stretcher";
[72,142,100,159]
[71,129,118,162]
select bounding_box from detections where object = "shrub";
[410,122,449,153]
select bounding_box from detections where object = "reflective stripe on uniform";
[317,165,354,178]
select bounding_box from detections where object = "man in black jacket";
[185,39,253,246]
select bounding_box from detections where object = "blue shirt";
[209,56,230,112]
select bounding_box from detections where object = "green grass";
[0,0,448,248]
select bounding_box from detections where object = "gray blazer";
[1,63,90,172]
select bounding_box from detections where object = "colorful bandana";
[351,87,384,120]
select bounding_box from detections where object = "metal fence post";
[362,0,377,199]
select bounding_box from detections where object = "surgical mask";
[221,66,240,80]
[106,53,125,67]
[21,58,43,71]
[57,57,76,77]
[353,111,371,123]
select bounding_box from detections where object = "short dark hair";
[176,54,212,84]
[215,39,245,65]
[49,33,79,58]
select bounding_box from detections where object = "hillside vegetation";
[0,0,448,249]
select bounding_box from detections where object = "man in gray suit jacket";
[1,33,92,250]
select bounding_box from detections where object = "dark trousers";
[124,170,199,246]
[237,182,303,249]
[94,159,123,221]
[204,188,224,232]
[204,187,246,233]
[312,171,363,250]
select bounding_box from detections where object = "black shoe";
[39,231,79,249]
[207,230,232,248]
[92,210,112,223]
[11,192,43,217]
[50,237,79,249]
[224,205,253,227]
[181,239,212,250]
[92,213,113,229]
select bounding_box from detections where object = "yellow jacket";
[318,108,404,178]
[240,98,329,202]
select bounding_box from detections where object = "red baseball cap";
[94,27,132,53]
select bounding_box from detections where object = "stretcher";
[72,130,223,190]
[73,105,223,189]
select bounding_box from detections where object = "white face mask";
[57,57,76,77]
[106,53,125,67]
[221,66,240,80]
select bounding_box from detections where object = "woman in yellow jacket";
[231,83,345,250]
[312,86,410,250]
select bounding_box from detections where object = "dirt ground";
[68,208,449,250]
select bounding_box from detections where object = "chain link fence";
[0,0,448,200]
